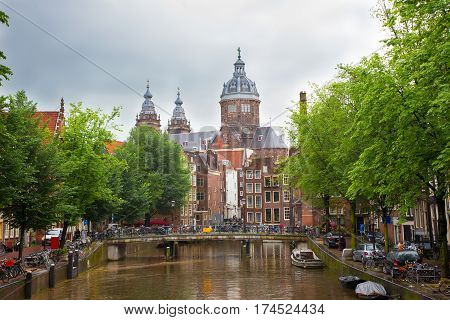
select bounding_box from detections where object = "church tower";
[218,48,260,148]
[136,81,161,130]
[167,88,191,134]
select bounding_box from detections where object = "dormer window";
[257,135,263,141]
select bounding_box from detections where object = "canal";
[33,240,356,299]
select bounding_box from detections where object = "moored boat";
[355,281,389,300]
[291,249,324,269]
[339,275,366,289]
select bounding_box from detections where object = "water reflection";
[33,240,355,300]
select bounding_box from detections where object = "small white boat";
[355,281,389,300]
[291,248,324,268]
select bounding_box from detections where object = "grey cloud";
[0,0,383,140]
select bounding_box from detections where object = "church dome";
[172,88,187,120]
[220,48,259,102]
[141,81,156,115]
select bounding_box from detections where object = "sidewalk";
[1,245,46,260]
[313,237,448,300]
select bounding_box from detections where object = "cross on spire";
[237,47,241,60]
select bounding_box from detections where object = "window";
[239,181,243,188]
[265,191,271,203]
[265,208,272,223]
[263,165,268,173]
[196,192,204,201]
[183,141,188,146]
[257,135,263,141]
[246,183,253,193]
[255,212,262,223]
[241,104,250,112]
[272,176,280,187]
[283,174,289,185]
[196,165,201,172]
[254,170,261,179]
[255,195,262,208]
[264,177,272,187]
[246,195,253,208]
[255,183,262,193]
[283,190,290,202]
[228,104,236,112]
[196,178,204,187]
[239,191,243,197]
[247,212,254,223]
[284,207,290,221]
[274,208,280,222]
[246,170,253,179]
[273,191,280,203]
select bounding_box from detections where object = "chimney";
[299,91,307,114]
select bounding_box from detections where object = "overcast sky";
[0,0,384,140]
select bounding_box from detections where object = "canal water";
[34,240,356,299]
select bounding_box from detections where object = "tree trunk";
[59,220,69,249]
[18,226,26,259]
[424,190,434,246]
[349,200,357,250]
[323,195,330,233]
[436,191,449,278]
[381,206,390,253]
[144,212,151,227]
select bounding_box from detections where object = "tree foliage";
[57,103,123,246]
[0,11,12,86]
[0,91,60,257]
[287,0,448,273]
[115,126,190,224]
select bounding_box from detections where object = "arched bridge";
[105,233,306,261]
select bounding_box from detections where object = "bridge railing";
[90,225,308,241]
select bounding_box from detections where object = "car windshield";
[396,251,420,261]
[366,244,383,250]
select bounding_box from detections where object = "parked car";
[323,232,340,248]
[41,228,63,246]
[352,243,385,262]
[364,231,385,244]
[383,250,421,278]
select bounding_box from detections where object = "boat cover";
[355,281,387,296]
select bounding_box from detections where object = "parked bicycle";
[24,250,52,269]
[0,258,25,283]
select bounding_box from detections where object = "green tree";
[375,0,449,276]
[0,91,60,258]
[57,103,121,247]
[115,126,162,224]
[115,126,190,225]
[0,11,12,86]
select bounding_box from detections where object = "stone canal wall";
[0,242,107,300]
[307,237,432,300]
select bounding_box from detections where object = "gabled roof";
[105,140,124,154]
[251,127,288,149]
[34,111,62,135]
[169,130,218,152]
